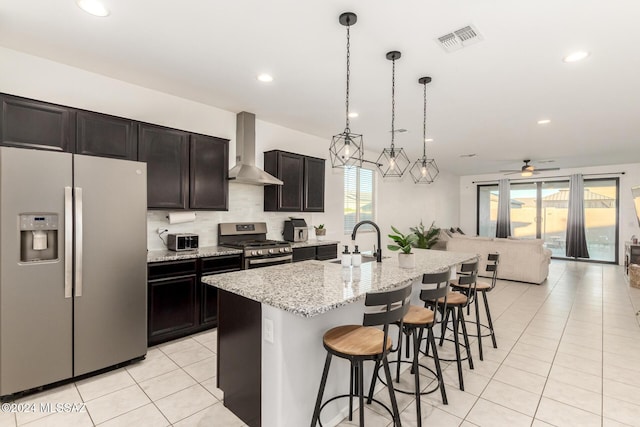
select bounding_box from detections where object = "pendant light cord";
[345,24,351,133]
[422,81,427,159]
[390,56,395,149]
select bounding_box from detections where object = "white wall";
[0,46,461,253]
[459,164,640,264]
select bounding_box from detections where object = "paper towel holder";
[166,211,197,224]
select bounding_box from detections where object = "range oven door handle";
[248,255,293,265]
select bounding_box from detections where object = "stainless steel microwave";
[167,233,199,251]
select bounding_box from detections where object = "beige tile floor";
[2,259,640,426]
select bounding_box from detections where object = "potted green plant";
[314,224,326,240]
[410,221,440,249]
[388,226,418,268]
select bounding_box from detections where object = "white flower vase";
[398,253,415,269]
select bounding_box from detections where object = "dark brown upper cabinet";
[0,94,73,152]
[303,156,325,212]
[76,111,137,160]
[189,134,229,210]
[139,124,229,210]
[264,150,325,212]
[138,123,190,209]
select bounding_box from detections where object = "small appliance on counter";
[167,233,199,251]
[283,218,308,242]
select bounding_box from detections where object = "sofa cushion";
[446,235,551,284]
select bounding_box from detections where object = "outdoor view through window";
[344,167,375,234]
[478,179,618,262]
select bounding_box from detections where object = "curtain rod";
[472,171,625,185]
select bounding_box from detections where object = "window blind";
[344,167,375,233]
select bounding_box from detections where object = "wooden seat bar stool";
[434,260,478,391]
[310,284,412,427]
[366,269,451,427]
[451,253,499,361]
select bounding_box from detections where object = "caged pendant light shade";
[410,76,439,184]
[377,51,410,178]
[329,12,364,169]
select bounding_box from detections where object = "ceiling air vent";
[437,24,482,53]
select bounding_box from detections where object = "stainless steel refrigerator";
[0,146,147,396]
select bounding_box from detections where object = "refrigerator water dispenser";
[19,213,58,262]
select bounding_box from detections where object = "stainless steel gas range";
[218,222,292,269]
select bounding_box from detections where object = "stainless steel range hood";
[229,112,283,186]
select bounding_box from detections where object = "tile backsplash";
[146,183,318,251]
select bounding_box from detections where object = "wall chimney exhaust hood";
[229,111,283,186]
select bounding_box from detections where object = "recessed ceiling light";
[348,112,359,118]
[563,51,590,63]
[424,138,434,142]
[537,119,551,125]
[76,0,110,17]
[257,73,273,83]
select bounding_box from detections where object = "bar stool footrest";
[423,337,473,363]
[316,394,396,427]
[375,359,446,398]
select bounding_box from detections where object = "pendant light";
[410,76,439,184]
[377,51,410,177]
[329,12,364,169]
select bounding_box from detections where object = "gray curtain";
[496,179,511,238]
[565,174,590,258]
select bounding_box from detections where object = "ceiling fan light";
[521,170,533,177]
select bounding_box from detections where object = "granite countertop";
[147,246,243,263]
[202,249,477,318]
[290,239,340,248]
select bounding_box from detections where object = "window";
[477,178,619,263]
[344,167,375,233]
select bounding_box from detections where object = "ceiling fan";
[500,159,560,176]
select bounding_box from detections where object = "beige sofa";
[444,234,552,284]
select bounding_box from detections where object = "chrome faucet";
[351,220,382,262]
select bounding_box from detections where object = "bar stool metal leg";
[458,307,474,370]
[483,291,498,348]
[411,328,422,427]
[382,355,403,427]
[311,353,333,427]
[475,294,483,360]
[451,307,464,390]
[428,327,448,404]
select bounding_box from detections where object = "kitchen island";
[202,248,477,427]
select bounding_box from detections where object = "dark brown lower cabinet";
[148,275,197,343]
[147,254,242,346]
[292,246,316,262]
[200,283,218,326]
[316,244,338,260]
[292,244,338,262]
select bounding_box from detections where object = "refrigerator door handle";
[75,187,83,297]
[64,187,73,299]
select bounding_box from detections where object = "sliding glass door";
[477,178,619,263]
